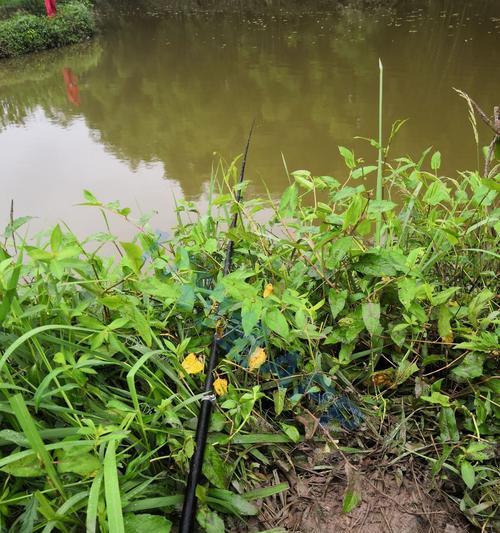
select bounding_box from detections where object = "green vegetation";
[0,1,94,58]
[0,135,498,530]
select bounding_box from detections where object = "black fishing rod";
[179,124,254,533]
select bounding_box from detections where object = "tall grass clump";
[0,140,499,531]
[0,1,94,58]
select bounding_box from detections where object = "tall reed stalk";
[375,59,384,246]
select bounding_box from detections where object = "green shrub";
[0,1,95,57]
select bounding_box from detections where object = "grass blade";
[9,394,66,498]
[103,439,125,533]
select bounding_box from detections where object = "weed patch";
[0,145,498,531]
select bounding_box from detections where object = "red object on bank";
[63,68,81,107]
[45,0,56,17]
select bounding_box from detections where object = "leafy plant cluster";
[0,144,498,531]
[0,1,94,58]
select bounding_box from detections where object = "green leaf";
[326,237,353,269]
[124,513,172,533]
[19,495,38,533]
[280,423,300,443]
[273,388,286,416]
[202,447,230,489]
[57,447,100,477]
[397,278,418,309]
[437,304,452,342]
[0,454,44,478]
[461,460,475,489]
[264,308,290,339]
[367,200,396,214]
[342,194,364,229]
[9,394,65,497]
[431,150,441,170]
[342,488,362,513]
[338,146,356,169]
[86,470,103,533]
[291,170,314,191]
[50,224,63,253]
[83,190,99,204]
[120,242,143,274]
[242,298,262,336]
[362,302,380,336]
[439,407,459,443]
[328,289,347,319]
[279,184,298,216]
[209,489,258,516]
[351,165,377,180]
[421,391,451,407]
[342,464,362,513]
[451,353,485,381]
[196,507,225,533]
[104,439,125,533]
[431,287,459,306]
[422,181,450,205]
[354,251,400,277]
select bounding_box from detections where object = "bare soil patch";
[234,444,473,533]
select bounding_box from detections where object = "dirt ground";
[233,443,473,533]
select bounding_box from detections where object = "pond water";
[1,0,499,236]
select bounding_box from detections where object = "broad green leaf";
[342,488,362,514]
[50,224,63,253]
[362,302,380,336]
[280,423,300,443]
[57,447,100,477]
[351,165,377,180]
[242,298,262,336]
[431,150,441,170]
[439,407,459,443]
[367,200,396,214]
[124,513,172,533]
[264,308,290,339]
[342,194,365,229]
[0,454,44,478]
[451,353,485,381]
[461,460,475,489]
[326,237,353,269]
[279,184,298,216]
[120,242,143,274]
[338,146,356,169]
[328,289,347,319]
[437,304,452,342]
[422,180,450,205]
[196,508,225,533]
[273,388,286,416]
[202,447,230,489]
[397,278,418,309]
[291,170,314,191]
[421,391,451,407]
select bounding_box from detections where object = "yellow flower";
[214,378,228,396]
[181,353,204,375]
[249,347,267,370]
[263,283,274,298]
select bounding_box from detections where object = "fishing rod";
[179,123,254,533]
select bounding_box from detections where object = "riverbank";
[0,141,498,531]
[0,0,95,58]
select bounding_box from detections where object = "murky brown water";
[1,0,499,235]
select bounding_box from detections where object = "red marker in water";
[45,0,56,17]
[63,68,80,107]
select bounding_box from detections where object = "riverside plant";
[0,139,499,532]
